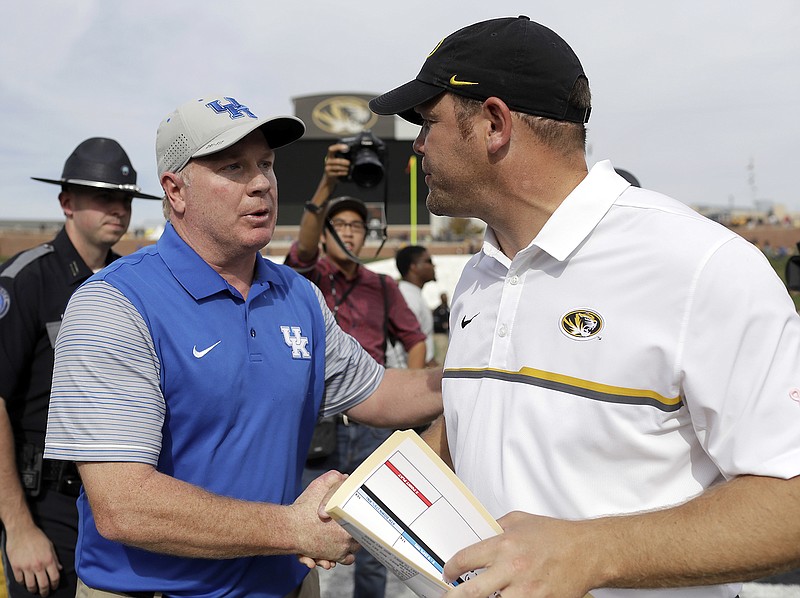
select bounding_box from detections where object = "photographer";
[285,141,426,598]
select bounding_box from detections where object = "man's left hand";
[443,511,596,598]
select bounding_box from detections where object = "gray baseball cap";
[156,94,305,177]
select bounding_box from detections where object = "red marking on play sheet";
[385,459,432,506]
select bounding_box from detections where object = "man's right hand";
[5,521,62,596]
[323,144,351,182]
[291,470,359,568]
[294,143,353,261]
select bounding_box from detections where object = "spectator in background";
[285,143,428,598]
[432,292,450,334]
[431,292,451,366]
[0,138,159,598]
[386,245,438,368]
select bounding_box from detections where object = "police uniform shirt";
[443,161,800,598]
[0,227,118,447]
[44,222,384,597]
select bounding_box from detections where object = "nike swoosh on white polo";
[192,341,221,358]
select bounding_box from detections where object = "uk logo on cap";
[206,97,257,120]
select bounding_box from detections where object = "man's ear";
[57,190,73,217]
[482,96,513,155]
[161,172,186,217]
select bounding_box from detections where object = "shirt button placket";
[496,268,523,347]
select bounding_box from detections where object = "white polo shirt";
[386,280,436,367]
[444,160,800,598]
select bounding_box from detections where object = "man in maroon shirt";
[285,142,426,598]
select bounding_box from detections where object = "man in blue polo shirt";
[43,94,442,598]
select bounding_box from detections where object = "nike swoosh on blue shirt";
[192,340,221,358]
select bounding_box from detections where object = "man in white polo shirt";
[370,15,800,598]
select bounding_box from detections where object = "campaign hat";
[156,94,305,177]
[32,137,160,200]
[369,16,590,125]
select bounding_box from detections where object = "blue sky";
[1,0,798,227]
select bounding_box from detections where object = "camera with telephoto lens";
[336,130,387,188]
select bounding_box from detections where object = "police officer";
[0,138,159,597]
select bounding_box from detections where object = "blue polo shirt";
[44,223,379,596]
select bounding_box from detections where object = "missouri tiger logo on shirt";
[560,309,603,340]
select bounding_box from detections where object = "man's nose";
[248,168,272,194]
[108,195,132,214]
[413,130,425,155]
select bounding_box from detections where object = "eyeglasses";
[330,219,367,234]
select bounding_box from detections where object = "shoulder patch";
[0,244,54,280]
[0,286,10,319]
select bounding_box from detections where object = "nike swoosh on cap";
[449,75,479,86]
[192,340,221,358]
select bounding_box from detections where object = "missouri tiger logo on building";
[560,309,603,340]
[311,96,377,135]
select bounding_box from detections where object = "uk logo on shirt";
[280,325,311,359]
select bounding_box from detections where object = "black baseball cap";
[326,197,368,223]
[369,16,590,126]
